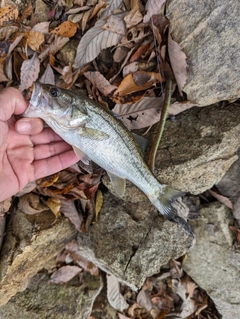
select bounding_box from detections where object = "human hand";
[0,87,79,202]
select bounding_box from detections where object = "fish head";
[24,83,88,128]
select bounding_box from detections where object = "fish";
[23,83,194,238]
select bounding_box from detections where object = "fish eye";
[49,87,61,97]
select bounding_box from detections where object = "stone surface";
[155,103,240,194]
[0,272,102,319]
[76,192,193,291]
[217,149,240,221]
[166,0,240,106]
[0,209,78,306]
[183,202,240,319]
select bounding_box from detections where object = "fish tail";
[151,185,194,238]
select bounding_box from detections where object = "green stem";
[148,79,172,173]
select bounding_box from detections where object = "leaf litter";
[0,1,221,318]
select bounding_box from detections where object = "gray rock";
[217,149,240,221]
[0,272,102,319]
[76,192,193,291]
[0,209,78,306]
[155,103,240,194]
[166,0,240,106]
[183,202,240,319]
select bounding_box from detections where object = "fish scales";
[23,83,194,238]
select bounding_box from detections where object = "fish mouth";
[23,82,48,116]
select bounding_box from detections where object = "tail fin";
[150,185,194,238]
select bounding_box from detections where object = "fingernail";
[16,121,31,133]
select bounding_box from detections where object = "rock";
[183,202,240,318]
[34,0,49,24]
[217,149,240,221]
[0,209,78,306]
[76,192,193,291]
[56,39,79,66]
[166,0,240,106]
[0,272,102,319]
[155,103,240,194]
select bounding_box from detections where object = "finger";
[33,141,73,160]
[32,150,79,180]
[15,118,45,135]
[30,127,64,144]
[0,87,28,121]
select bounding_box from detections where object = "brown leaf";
[0,25,18,40]
[18,193,48,215]
[26,30,44,51]
[107,274,129,312]
[19,52,40,92]
[208,189,233,210]
[50,265,82,284]
[51,20,77,38]
[19,1,33,22]
[39,63,55,85]
[37,172,60,187]
[113,96,164,130]
[46,197,61,218]
[102,13,127,36]
[143,0,166,23]
[84,71,117,96]
[0,197,12,216]
[0,63,9,82]
[0,5,18,26]
[60,200,83,231]
[168,31,188,93]
[124,7,143,29]
[114,71,165,97]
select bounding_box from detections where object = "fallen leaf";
[32,21,50,33]
[0,5,18,26]
[118,314,131,319]
[95,190,103,221]
[84,71,117,96]
[114,71,165,97]
[26,30,44,51]
[39,63,55,85]
[73,19,122,69]
[107,274,129,312]
[18,193,48,215]
[51,20,77,37]
[102,13,127,36]
[50,265,82,284]
[137,289,154,311]
[143,0,166,23]
[39,36,69,62]
[208,189,233,210]
[168,30,188,94]
[37,173,60,187]
[19,1,33,22]
[0,63,8,82]
[46,197,61,218]
[113,96,164,130]
[60,199,83,231]
[168,100,197,115]
[19,52,40,92]
[0,25,18,40]
[101,0,123,18]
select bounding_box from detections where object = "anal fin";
[107,172,126,197]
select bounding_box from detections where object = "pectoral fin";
[80,128,109,141]
[73,146,90,165]
[107,172,126,197]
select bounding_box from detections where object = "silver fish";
[24,83,193,237]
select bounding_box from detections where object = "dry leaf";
[0,63,8,82]
[39,63,55,85]
[51,20,77,38]
[102,13,127,36]
[168,100,197,115]
[19,53,40,92]
[118,314,131,319]
[39,36,69,62]
[32,22,50,33]
[113,96,164,130]
[50,265,82,284]
[18,193,48,215]
[208,189,233,210]
[101,0,123,18]
[107,274,129,312]
[0,25,18,40]
[60,199,83,231]
[114,71,165,97]
[84,71,117,96]
[137,289,154,311]
[168,31,188,93]
[0,5,18,26]
[124,6,143,28]
[19,1,33,21]
[26,30,44,51]
[73,19,122,69]
[95,190,103,221]
[46,197,61,217]
[143,0,166,23]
